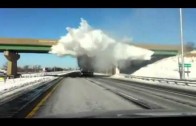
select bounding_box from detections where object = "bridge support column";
[111,66,120,75]
[111,66,116,75]
[4,51,20,78]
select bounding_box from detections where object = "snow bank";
[109,75,196,93]
[0,76,57,101]
[132,55,196,79]
[0,70,80,102]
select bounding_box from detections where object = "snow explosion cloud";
[50,18,154,71]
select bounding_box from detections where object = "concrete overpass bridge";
[0,37,183,77]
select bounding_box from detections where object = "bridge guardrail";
[122,74,196,86]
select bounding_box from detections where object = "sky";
[0,8,196,68]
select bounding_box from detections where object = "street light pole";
[180,8,185,79]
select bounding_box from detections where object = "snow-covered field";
[132,55,196,79]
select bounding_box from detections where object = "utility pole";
[180,8,185,79]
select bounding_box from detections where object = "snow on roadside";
[111,74,125,78]
[0,76,57,99]
[131,56,196,79]
[0,70,77,95]
[109,74,196,93]
[93,73,110,76]
[20,70,78,77]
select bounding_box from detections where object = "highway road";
[33,77,142,118]
[29,76,196,118]
[90,78,196,110]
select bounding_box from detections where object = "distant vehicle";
[0,69,6,74]
[43,67,52,72]
[80,69,94,77]
[77,55,94,77]
[0,71,6,76]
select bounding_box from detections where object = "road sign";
[179,63,191,67]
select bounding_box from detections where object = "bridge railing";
[120,74,196,86]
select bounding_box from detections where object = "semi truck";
[77,55,94,77]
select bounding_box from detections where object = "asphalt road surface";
[89,78,196,110]
[33,77,196,118]
[34,77,142,118]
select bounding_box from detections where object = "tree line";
[1,63,74,73]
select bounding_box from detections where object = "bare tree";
[37,65,41,70]
[23,65,29,72]
[185,42,195,52]
[17,66,23,72]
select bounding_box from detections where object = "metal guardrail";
[122,74,196,86]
